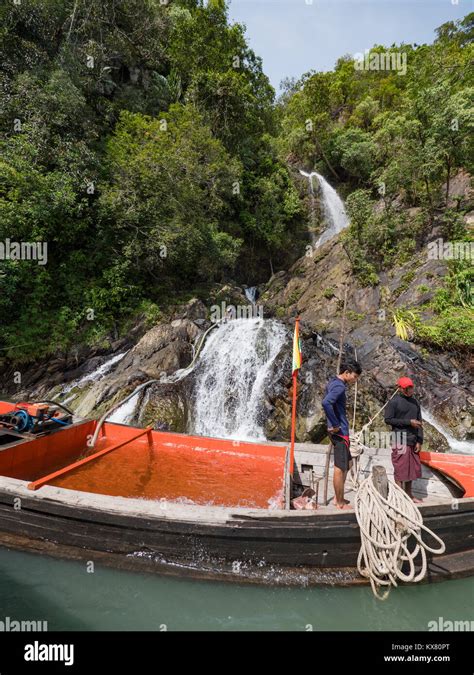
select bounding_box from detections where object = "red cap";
[397,376,414,389]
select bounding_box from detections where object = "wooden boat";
[0,399,473,587]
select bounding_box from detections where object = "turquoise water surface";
[0,548,472,631]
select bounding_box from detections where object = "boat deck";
[285,442,459,511]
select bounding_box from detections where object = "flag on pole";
[292,318,302,374]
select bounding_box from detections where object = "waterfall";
[106,318,287,438]
[244,286,258,305]
[107,391,142,425]
[192,318,287,441]
[299,170,349,246]
[62,351,128,394]
[422,408,473,454]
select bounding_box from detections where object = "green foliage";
[393,258,473,350]
[101,105,242,285]
[341,189,417,284]
[414,307,474,350]
[346,310,365,322]
[1,3,473,359]
[279,14,474,198]
[0,0,302,359]
[329,128,377,183]
[278,11,474,316]
[323,287,335,299]
[138,299,163,328]
[432,260,473,311]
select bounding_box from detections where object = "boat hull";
[0,475,472,586]
[0,406,473,586]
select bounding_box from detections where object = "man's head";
[397,376,414,397]
[339,359,362,384]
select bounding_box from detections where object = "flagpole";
[290,370,297,474]
[289,316,300,474]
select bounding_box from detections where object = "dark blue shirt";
[322,376,349,435]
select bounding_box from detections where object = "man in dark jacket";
[384,376,423,503]
[322,359,362,509]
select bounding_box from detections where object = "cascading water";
[422,408,474,454]
[244,286,258,305]
[107,391,141,425]
[62,351,128,395]
[192,318,287,441]
[299,170,349,246]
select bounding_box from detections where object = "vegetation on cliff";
[0,0,303,358]
[0,2,472,359]
[277,13,473,349]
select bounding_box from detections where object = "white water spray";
[62,351,128,394]
[244,286,258,304]
[422,408,473,455]
[193,318,287,441]
[300,170,349,246]
[107,391,141,425]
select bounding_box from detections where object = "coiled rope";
[354,471,446,600]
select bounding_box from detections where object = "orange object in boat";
[420,451,474,498]
[25,403,49,417]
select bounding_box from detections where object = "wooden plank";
[27,427,153,491]
[294,452,456,499]
[0,499,471,568]
[372,465,389,498]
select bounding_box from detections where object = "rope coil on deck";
[354,474,446,600]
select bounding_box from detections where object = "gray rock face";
[260,237,473,446]
[0,300,209,429]
[0,243,471,449]
[115,319,200,380]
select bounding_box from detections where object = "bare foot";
[333,497,350,506]
[336,503,353,510]
[412,497,423,504]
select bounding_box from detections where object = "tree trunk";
[445,161,451,207]
[314,138,340,181]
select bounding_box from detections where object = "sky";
[227,0,471,91]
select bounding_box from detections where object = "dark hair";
[340,359,362,375]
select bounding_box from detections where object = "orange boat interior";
[1,400,473,506]
[0,402,287,509]
[420,450,474,499]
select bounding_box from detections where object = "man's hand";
[328,426,340,434]
[410,419,423,428]
[415,442,422,453]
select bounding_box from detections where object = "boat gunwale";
[0,474,472,527]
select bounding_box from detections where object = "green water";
[0,548,472,631]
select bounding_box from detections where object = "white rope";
[348,433,366,490]
[354,474,446,600]
[348,390,399,490]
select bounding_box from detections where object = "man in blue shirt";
[322,359,362,509]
